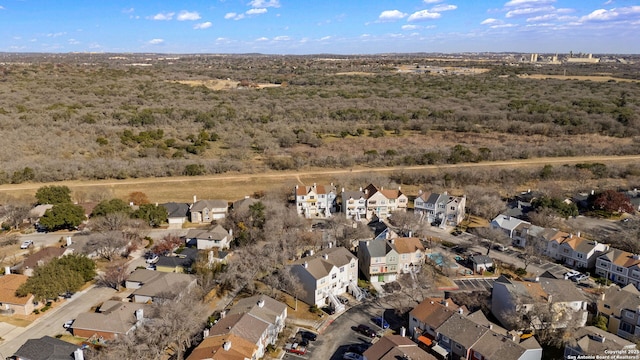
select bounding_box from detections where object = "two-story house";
[491,275,588,331]
[190,198,228,223]
[358,239,399,283]
[341,188,367,221]
[186,224,232,250]
[595,249,640,290]
[552,233,609,270]
[408,297,464,340]
[290,246,358,310]
[490,214,545,248]
[364,184,408,220]
[597,284,640,340]
[394,237,426,274]
[125,269,197,303]
[294,183,337,218]
[226,295,287,349]
[414,191,448,225]
[564,326,636,358]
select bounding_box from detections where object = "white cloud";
[68,39,80,45]
[402,24,421,30]
[506,6,554,17]
[504,0,555,7]
[246,8,267,15]
[152,12,174,20]
[320,36,332,41]
[408,10,442,21]
[431,4,457,12]
[177,11,201,21]
[423,0,442,3]
[481,18,502,25]
[122,8,134,14]
[47,32,66,38]
[256,37,269,41]
[378,10,407,22]
[0,6,5,10]
[194,21,212,29]
[273,35,291,41]
[225,12,245,20]
[491,23,517,28]
[248,0,280,8]
[148,38,164,45]
[580,6,640,22]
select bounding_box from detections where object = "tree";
[39,203,85,231]
[464,186,506,220]
[90,212,132,232]
[473,227,511,256]
[84,231,128,261]
[132,204,167,227]
[128,191,150,206]
[35,185,72,205]
[589,190,635,215]
[152,233,183,255]
[0,204,31,229]
[532,196,578,218]
[16,254,95,301]
[92,198,131,217]
[97,261,128,290]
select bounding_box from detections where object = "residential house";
[187,333,256,360]
[564,326,636,358]
[363,334,438,360]
[357,239,399,283]
[491,275,588,331]
[0,274,35,315]
[13,336,84,360]
[595,249,640,290]
[364,184,408,220]
[155,247,198,273]
[414,192,448,225]
[294,183,337,218]
[186,224,232,250]
[71,301,146,340]
[394,237,427,274]
[341,188,367,221]
[232,196,259,213]
[469,254,494,274]
[18,246,66,276]
[161,202,190,229]
[290,246,359,309]
[548,232,609,270]
[434,309,542,360]
[408,297,464,339]
[124,269,197,303]
[190,197,228,223]
[490,215,544,248]
[625,188,640,211]
[226,294,287,347]
[597,284,640,340]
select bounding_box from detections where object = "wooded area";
[0,53,639,184]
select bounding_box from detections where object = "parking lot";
[453,278,496,292]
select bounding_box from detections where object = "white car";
[63,319,74,329]
[145,254,159,264]
[20,240,34,249]
[564,270,580,280]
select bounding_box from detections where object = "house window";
[577,253,584,259]
[455,344,463,350]
[604,304,611,309]
[320,279,325,284]
[351,263,355,268]
[625,311,634,319]
[332,273,337,279]
[402,254,408,260]
[440,336,449,344]
[369,200,377,205]
[340,267,345,273]
[617,266,625,272]
[621,322,633,333]
[310,196,315,200]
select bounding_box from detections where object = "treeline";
[0,54,639,182]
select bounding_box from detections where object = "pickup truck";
[284,342,307,355]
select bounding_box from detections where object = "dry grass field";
[518,74,640,82]
[171,79,282,90]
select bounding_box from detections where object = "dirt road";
[1,155,639,202]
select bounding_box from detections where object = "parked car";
[343,352,364,360]
[322,306,336,315]
[372,316,390,329]
[571,273,589,282]
[355,324,377,338]
[63,319,74,329]
[284,343,307,355]
[145,254,159,264]
[298,330,318,341]
[337,295,349,305]
[347,343,370,355]
[494,244,509,251]
[20,240,34,249]
[564,270,581,280]
[60,291,74,299]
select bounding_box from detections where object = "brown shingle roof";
[393,237,425,254]
[0,274,32,305]
[187,333,257,360]
[23,247,66,269]
[410,298,462,329]
[363,335,436,360]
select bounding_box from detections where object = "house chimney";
[313,183,317,188]
[488,324,493,330]
[193,195,197,204]
[257,299,265,308]
[400,326,406,337]
[418,190,423,195]
[444,301,449,307]
[203,328,210,338]
[577,231,581,237]
[570,233,573,238]
[66,236,72,246]
[220,310,226,318]
[328,242,332,248]
[303,262,308,268]
[398,186,401,191]
[547,294,553,303]
[322,254,329,260]
[229,228,233,237]
[591,190,595,195]
[458,308,463,315]
[381,186,384,191]
[223,341,231,351]
[73,349,84,360]
[364,189,368,195]
[342,187,345,193]
[135,308,144,321]
[4,266,10,275]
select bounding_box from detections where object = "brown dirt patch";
[334,72,376,76]
[170,79,281,90]
[518,74,639,82]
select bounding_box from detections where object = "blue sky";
[1,0,639,54]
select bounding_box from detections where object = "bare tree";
[527,208,563,228]
[89,212,131,232]
[472,227,511,255]
[465,186,506,221]
[0,204,31,229]
[97,260,128,290]
[84,231,128,261]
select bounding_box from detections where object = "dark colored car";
[298,330,318,341]
[372,316,389,329]
[355,324,377,338]
[322,306,336,315]
[347,343,370,355]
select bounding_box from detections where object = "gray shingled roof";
[191,199,228,212]
[13,336,80,360]
[291,246,356,280]
[186,224,229,240]
[161,202,190,218]
[569,326,635,355]
[437,313,491,348]
[363,239,395,258]
[71,301,145,335]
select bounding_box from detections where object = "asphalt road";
[0,285,117,357]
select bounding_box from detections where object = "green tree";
[39,203,85,231]
[249,202,266,229]
[16,255,95,301]
[55,254,96,282]
[35,185,72,205]
[92,198,131,217]
[132,204,167,227]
